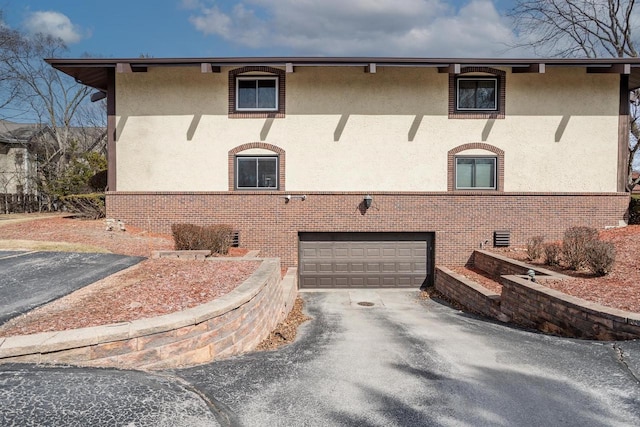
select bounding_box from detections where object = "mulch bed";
[478,225,640,313]
[256,297,311,351]
[0,259,260,336]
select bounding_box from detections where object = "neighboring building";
[0,120,39,196]
[47,57,637,288]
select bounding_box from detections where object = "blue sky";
[1,0,528,58]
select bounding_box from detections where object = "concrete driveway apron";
[0,251,144,325]
[179,290,640,427]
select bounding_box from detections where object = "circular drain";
[357,301,375,307]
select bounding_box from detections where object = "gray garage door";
[299,232,433,289]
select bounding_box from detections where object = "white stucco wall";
[115,65,620,192]
[0,146,33,194]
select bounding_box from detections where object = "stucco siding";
[115,66,620,193]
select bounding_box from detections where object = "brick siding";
[106,192,629,267]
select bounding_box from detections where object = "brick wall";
[435,267,502,319]
[436,250,640,340]
[473,250,562,278]
[107,192,629,267]
[500,275,640,340]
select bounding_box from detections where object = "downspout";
[107,69,116,192]
[619,74,630,192]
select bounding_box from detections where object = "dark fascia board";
[45,56,640,90]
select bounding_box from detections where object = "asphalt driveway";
[0,251,145,325]
[179,291,640,426]
[1,291,639,426]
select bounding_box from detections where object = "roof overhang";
[45,56,640,92]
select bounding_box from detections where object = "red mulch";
[450,266,503,294]
[0,216,174,257]
[0,259,259,336]
[486,225,640,313]
[0,216,259,336]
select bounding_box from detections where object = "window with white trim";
[236,77,278,111]
[455,157,496,190]
[236,156,278,189]
[456,77,497,111]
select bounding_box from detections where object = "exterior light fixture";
[527,269,536,282]
[364,195,373,209]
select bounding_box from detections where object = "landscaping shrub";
[561,226,599,270]
[172,223,234,255]
[526,235,545,261]
[630,196,640,225]
[543,241,562,266]
[59,193,105,219]
[202,224,234,255]
[584,240,616,276]
[172,224,204,251]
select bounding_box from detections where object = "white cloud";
[23,11,83,44]
[187,0,528,57]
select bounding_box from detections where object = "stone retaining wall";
[435,267,502,320]
[473,250,563,279]
[500,275,640,340]
[436,251,640,340]
[0,259,297,370]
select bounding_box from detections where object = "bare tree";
[510,0,640,190]
[1,26,105,205]
[0,12,23,112]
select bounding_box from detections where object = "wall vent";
[232,231,240,247]
[493,230,510,247]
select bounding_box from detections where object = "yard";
[0,215,638,337]
[0,215,258,336]
[452,225,640,313]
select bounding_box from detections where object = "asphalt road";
[1,291,639,426]
[0,251,145,325]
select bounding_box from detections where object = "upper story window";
[236,156,278,190]
[457,78,497,111]
[455,157,496,190]
[449,67,505,119]
[229,66,286,118]
[237,77,278,111]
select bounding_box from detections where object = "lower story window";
[236,156,278,189]
[456,157,496,189]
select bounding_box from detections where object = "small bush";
[543,241,562,266]
[561,226,599,270]
[584,240,616,276]
[59,193,105,219]
[526,235,545,261]
[172,224,204,251]
[172,223,234,255]
[629,196,640,225]
[202,224,234,255]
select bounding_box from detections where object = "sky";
[0,0,530,58]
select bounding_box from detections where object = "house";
[46,57,638,288]
[0,120,39,197]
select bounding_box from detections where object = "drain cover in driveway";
[357,301,375,307]
[349,291,385,308]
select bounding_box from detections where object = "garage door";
[299,232,433,289]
